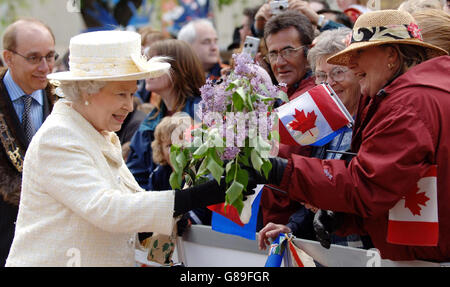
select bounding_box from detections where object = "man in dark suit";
[0,18,58,266]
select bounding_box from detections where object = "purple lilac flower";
[222,147,240,160]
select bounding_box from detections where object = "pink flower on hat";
[344,32,352,47]
[407,22,423,41]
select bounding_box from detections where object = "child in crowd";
[149,114,213,226]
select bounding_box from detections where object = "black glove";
[174,179,226,217]
[245,157,288,186]
[313,210,343,249]
[173,178,256,217]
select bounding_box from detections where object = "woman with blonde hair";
[397,0,443,13]
[412,9,450,54]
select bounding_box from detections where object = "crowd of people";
[0,0,449,267]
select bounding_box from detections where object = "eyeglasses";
[8,50,59,65]
[315,67,349,84]
[266,46,304,63]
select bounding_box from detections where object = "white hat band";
[69,56,140,77]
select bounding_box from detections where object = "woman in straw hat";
[5,30,247,267]
[258,27,368,252]
[250,10,450,262]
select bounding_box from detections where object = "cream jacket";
[6,101,174,266]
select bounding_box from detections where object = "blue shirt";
[3,70,44,132]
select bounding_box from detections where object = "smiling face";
[265,26,308,88]
[3,23,55,95]
[80,81,137,132]
[315,56,360,115]
[348,45,398,97]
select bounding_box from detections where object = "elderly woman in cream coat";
[5,31,233,267]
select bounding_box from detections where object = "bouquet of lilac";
[169,53,288,216]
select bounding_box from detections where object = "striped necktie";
[22,95,35,143]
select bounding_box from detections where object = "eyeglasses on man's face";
[315,67,349,84]
[8,50,59,65]
[266,46,304,63]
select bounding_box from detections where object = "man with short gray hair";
[177,19,225,82]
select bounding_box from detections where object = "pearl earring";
[84,101,89,106]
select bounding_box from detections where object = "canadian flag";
[387,165,439,246]
[276,84,353,147]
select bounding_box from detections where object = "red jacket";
[280,56,450,261]
[260,76,315,226]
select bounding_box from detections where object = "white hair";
[307,27,352,72]
[177,18,215,44]
[58,81,108,102]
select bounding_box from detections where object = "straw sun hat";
[327,10,448,66]
[47,30,170,82]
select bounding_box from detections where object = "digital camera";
[270,0,289,15]
[242,36,260,59]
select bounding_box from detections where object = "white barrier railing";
[135,224,444,267]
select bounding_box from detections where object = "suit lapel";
[43,84,57,119]
[0,73,28,149]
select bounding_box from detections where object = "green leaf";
[193,143,208,158]
[225,162,236,184]
[226,80,238,91]
[236,168,249,189]
[238,154,249,167]
[169,171,182,190]
[226,180,244,206]
[250,149,263,172]
[232,91,244,111]
[257,93,274,102]
[233,196,244,215]
[176,152,187,171]
[245,92,254,111]
[207,157,224,184]
[169,148,181,174]
[277,90,289,103]
[258,84,272,99]
[196,158,209,176]
[153,239,159,249]
[261,159,272,180]
[208,149,224,167]
[225,160,234,174]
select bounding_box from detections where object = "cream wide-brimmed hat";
[47,30,170,82]
[327,10,448,66]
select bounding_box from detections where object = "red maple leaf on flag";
[289,109,317,135]
[404,184,430,216]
